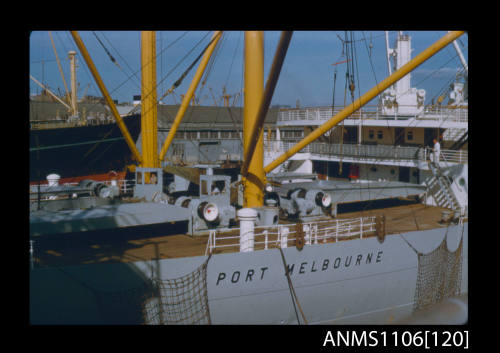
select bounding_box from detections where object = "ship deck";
[32,201,461,269]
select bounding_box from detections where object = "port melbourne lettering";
[215,251,383,286]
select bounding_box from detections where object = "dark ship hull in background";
[30,114,141,182]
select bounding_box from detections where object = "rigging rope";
[347,31,356,103]
[124,31,210,119]
[161,32,228,164]
[221,32,244,146]
[175,32,244,162]
[277,247,308,325]
[353,31,452,226]
[212,32,243,146]
[158,32,218,104]
[60,31,189,163]
[100,31,142,88]
[93,31,121,69]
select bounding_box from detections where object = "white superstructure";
[380,32,426,116]
[264,31,468,216]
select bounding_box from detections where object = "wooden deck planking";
[33,203,457,268]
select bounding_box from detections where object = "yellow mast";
[140,31,159,168]
[264,30,465,174]
[241,31,292,178]
[243,31,265,207]
[70,31,142,164]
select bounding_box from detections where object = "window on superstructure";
[369,130,374,139]
[149,172,158,185]
[407,131,414,141]
[377,130,383,139]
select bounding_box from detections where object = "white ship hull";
[29,223,467,324]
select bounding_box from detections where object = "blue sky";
[29,31,468,107]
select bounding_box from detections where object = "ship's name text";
[215,251,383,285]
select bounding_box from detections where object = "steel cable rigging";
[67,31,198,162]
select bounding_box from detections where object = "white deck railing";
[439,150,468,164]
[277,106,468,124]
[205,216,378,255]
[265,140,468,165]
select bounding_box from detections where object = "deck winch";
[174,174,235,234]
[198,202,219,222]
[279,188,334,220]
[78,179,119,199]
[29,177,120,213]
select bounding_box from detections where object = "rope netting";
[142,255,212,325]
[413,236,463,312]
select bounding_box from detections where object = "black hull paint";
[30,114,141,182]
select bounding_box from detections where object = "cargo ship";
[30,106,140,183]
[29,30,468,327]
[29,40,142,183]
